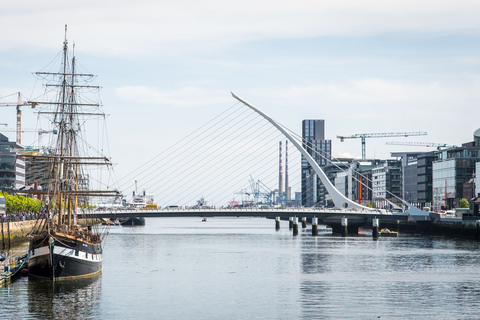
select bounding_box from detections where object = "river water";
[2,217,480,319]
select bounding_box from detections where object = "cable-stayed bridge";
[103,92,431,234]
[91,207,412,234]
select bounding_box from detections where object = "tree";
[460,198,470,208]
[1,192,43,213]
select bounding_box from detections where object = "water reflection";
[5,218,480,319]
[27,275,101,319]
[298,234,480,319]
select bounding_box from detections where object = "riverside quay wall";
[1,220,36,248]
[380,219,480,240]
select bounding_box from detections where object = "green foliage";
[1,192,43,213]
[460,198,470,208]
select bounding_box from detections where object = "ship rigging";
[23,25,121,280]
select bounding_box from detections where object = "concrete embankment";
[381,219,480,240]
[0,218,105,248]
[1,221,34,286]
[1,220,37,247]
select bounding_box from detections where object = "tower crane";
[337,131,427,160]
[0,92,38,144]
[0,128,57,145]
[386,141,456,150]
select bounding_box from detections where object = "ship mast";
[29,25,121,231]
[56,24,69,226]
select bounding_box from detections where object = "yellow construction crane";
[0,92,38,144]
[337,131,427,160]
[386,141,456,150]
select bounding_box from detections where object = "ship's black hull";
[119,217,145,226]
[28,234,102,280]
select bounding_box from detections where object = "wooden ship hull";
[28,232,102,280]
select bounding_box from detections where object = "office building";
[432,143,480,210]
[301,120,331,207]
[0,133,25,190]
[372,160,402,208]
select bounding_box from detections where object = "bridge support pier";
[275,217,280,231]
[302,217,307,229]
[289,217,293,229]
[292,217,299,236]
[372,218,379,239]
[312,218,318,236]
[341,217,348,236]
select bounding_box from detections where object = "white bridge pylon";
[231,92,431,221]
[231,92,370,211]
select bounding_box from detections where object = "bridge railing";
[87,206,404,216]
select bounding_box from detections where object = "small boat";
[202,217,207,222]
[357,227,372,236]
[379,228,398,237]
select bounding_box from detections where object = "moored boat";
[119,217,146,226]
[28,230,102,279]
[379,228,398,237]
[119,181,151,226]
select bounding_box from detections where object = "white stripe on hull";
[32,245,103,263]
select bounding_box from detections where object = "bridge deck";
[90,208,410,222]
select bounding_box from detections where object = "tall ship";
[25,26,121,280]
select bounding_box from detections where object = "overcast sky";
[1,1,480,197]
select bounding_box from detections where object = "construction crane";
[386,141,456,150]
[0,92,38,144]
[337,131,427,160]
[0,128,57,145]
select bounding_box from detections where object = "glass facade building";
[0,134,25,189]
[372,160,402,208]
[403,161,418,204]
[432,145,480,211]
[325,160,351,207]
[476,162,480,198]
[301,120,331,207]
[416,153,437,209]
[333,160,378,206]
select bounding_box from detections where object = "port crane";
[337,131,427,160]
[249,176,276,206]
[0,92,38,144]
[386,141,456,150]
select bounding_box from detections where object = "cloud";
[2,1,480,57]
[279,76,480,114]
[260,75,480,158]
